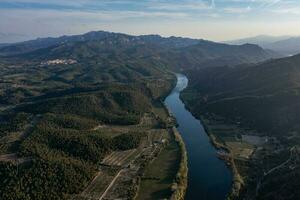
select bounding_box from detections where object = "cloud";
[148,1,213,11]
[257,0,282,8]
[1,0,300,43]
[223,6,252,14]
[0,8,189,22]
[211,0,215,8]
[271,7,300,15]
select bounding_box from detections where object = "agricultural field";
[136,130,181,200]
[72,168,117,200]
[0,67,181,200]
[204,117,262,158]
[101,149,137,167]
[201,116,264,195]
[66,102,180,200]
[198,114,300,199]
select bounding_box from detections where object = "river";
[164,74,232,200]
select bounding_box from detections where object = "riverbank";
[135,72,188,200]
[165,74,232,200]
[178,95,244,199]
[198,116,244,199]
[170,127,188,200]
[160,101,188,200]
[158,74,188,200]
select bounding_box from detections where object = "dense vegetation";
[182,54,300,138]
[0,41,169,198]
[0,159,94,200]
[0,86,149,199]
[15,85,151,125]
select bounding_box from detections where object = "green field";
[136,131,180,200]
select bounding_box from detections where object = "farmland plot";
[72,168,119,200]
[101,149,137,166]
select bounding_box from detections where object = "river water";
[164,74,232,200]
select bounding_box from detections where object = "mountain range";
[226,35,300,56]
[0,31,279,71]
[0,31,279,108]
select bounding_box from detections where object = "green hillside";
[181,54,300,200]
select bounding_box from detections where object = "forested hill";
[1,31,278,70]
[181,54,300,200]
[183,53,300,136]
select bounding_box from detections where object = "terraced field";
[72,169,117,200]
[101,149,137,167]
[69,102,179,200]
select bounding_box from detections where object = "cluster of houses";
[40,59,77,66]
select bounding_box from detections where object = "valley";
[0,31,299,200]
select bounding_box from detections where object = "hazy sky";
[1,0,300,43]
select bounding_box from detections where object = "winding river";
[164,74,232,200]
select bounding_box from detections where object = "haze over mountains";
[0,31,278,69]
[226,35,300,56]
[0,31,279,108]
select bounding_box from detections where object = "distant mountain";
[160,42,279,70]
[264,37,300,56]
[0,31,200,56]
[0,43,10,48]
[1,31,279,71]
[0,31,121,56]
[226,35,290,46]
[0,32,30,44]
[226,35,300,56]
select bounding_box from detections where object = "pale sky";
[1,0,300,43]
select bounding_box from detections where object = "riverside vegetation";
[0,31,294,200]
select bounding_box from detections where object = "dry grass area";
[206,119,257,160]
[139,113,159,127]
[72,169,118,200]
[101,149,137,167]
[146,129,168,145]
[0,132,22,144]
[226,142,254,159]
[103,167,138,200]
[0,153,31,164]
